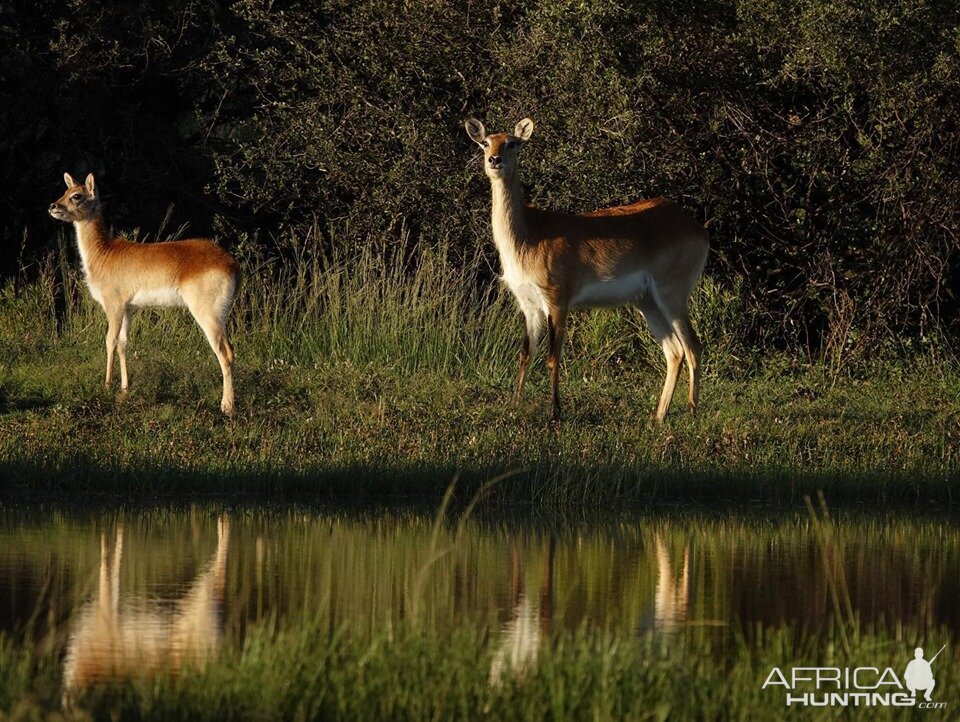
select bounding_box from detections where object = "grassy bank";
[1,235,958,503]
[2,621,958,721]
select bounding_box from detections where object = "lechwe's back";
[49,173,240,414]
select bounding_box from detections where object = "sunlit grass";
[1,230,958,502]
[2,620,959,720]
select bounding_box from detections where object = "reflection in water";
[653,534,690,633]
[489,538,555,685]
[490,533,692,684]
[62,517,229,706]
[0,507,958,696]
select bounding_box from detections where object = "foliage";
[2,1,959,355]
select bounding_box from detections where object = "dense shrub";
[2,0,958,354]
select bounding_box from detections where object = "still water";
[1,505,958,696]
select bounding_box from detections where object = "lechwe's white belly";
[130,287,186,308]
[570,270,651,308]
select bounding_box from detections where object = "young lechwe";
[465,118,709,425]
[49,173,239,414]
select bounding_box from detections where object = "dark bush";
[2,0,958,354]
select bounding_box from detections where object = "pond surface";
[1,505,958,696]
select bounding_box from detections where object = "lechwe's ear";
[464,118,486,145]
[513,118,534,141]
[64,172,76,188]
[85,173,97,196]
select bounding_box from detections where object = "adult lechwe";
[49,173,239,414]
[465,118,709,425]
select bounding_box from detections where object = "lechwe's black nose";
[49,203,57,211]
[488,155,502,167]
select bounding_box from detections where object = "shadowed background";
[2,0,958,356]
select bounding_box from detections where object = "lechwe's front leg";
[546,308,568,427]
[103,301,129,389]
[513,326,532,405]
[512,311,545,405]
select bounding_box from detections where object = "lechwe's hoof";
[221,400,235,416]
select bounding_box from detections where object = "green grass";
[2,621,959,721]
[1,232,958,503]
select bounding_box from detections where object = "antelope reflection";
[489,538,555,685]
[62,517,230,705]
[650,533,690,632]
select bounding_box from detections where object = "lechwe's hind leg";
[671,314,702,414]
[117,309,131,391]
[184,275,237,415]
[210,321,235,415]
[655,289,704,415]
[197,315,235,415]
[637,295,684,422]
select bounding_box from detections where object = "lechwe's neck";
[72,212,110,277]
[489,173,529,259]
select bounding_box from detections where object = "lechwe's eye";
[71,193,83,202]
[482,140,490,148]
